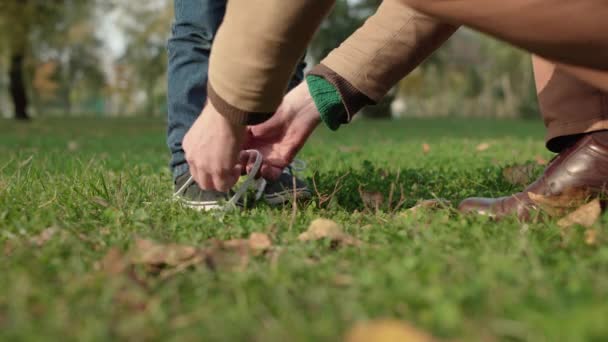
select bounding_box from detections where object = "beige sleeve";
[208,0,335,125]
[312,0,457,110]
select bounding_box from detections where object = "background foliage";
[0,0,537,120]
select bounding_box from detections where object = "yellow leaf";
[248,232,273,254]
[528,188,592,217]
[585,229,598,246]
[557,199,602,228]
[299,219,360,247]
[345,319,437,342]
[422,143,431,155]
[476,143,491,152]
[130,238,198,266]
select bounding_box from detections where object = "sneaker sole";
[176,199,243,212]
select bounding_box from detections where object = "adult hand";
[244,82,322,180]
[183,101,246,192]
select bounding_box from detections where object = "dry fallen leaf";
[422,143,431,155]
[299,218,360,247]
[3,241,17,257]
[345,319,437,342]
[101,247,128,275]
[333,274,354,287]
[557,199,602,228]
[30,227,59,246]
[476,142,491,152]
[100,233,277,279]
[528,188,592,217]
[248,232,272,253]
[585,229,598,246]
[502,163,537,186]
[204,239,252,272]
[130,238,199,267]
[67,140,79,151]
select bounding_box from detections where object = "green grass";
[1,117,608,341]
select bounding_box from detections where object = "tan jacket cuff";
[307,64,375,122]
[207,84,273,125]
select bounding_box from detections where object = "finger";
[260,164,283,181]
[245,151,261,177]
[196,173,215,191]
[213,172,238,193]
[186,162,201,187]
[248,112,284,139]
[233,164,244,179]
[237,151,250,175]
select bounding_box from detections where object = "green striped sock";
[306,75,346,131]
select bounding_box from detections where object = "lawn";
[1,117,608,341]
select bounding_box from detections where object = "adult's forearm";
[208,0,335,125]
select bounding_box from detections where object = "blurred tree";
[115,1,173,116]
[0,0,105,119]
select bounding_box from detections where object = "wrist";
[203,101,247,143]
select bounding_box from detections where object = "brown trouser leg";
[533,57,608,152]
[402,0,608,150]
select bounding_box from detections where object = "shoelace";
[173,149,264,211]
[253,159,307,201]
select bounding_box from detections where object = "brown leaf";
[298,218,360,247]
[585,229,598,246]
[204,239,251,272]
[476,142,491,152]
[248,232,272,254]
[101,248,128,276]
[30,227,59,246]
[422,143,431,155]
[528,188,592,217]
[502,162,537,186]
[345,319,437,342]
[3,241,17,257]
[67,140,79,151]
[130,238,199,267]
[557,199,602,228]
[333,274,354,287]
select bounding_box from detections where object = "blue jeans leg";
[167,0,225,181]
[166,0,307,181]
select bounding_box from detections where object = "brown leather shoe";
[459,131,608,220]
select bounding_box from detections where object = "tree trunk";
[9,54,30,121]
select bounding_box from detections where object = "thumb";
[260,163,283,181]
